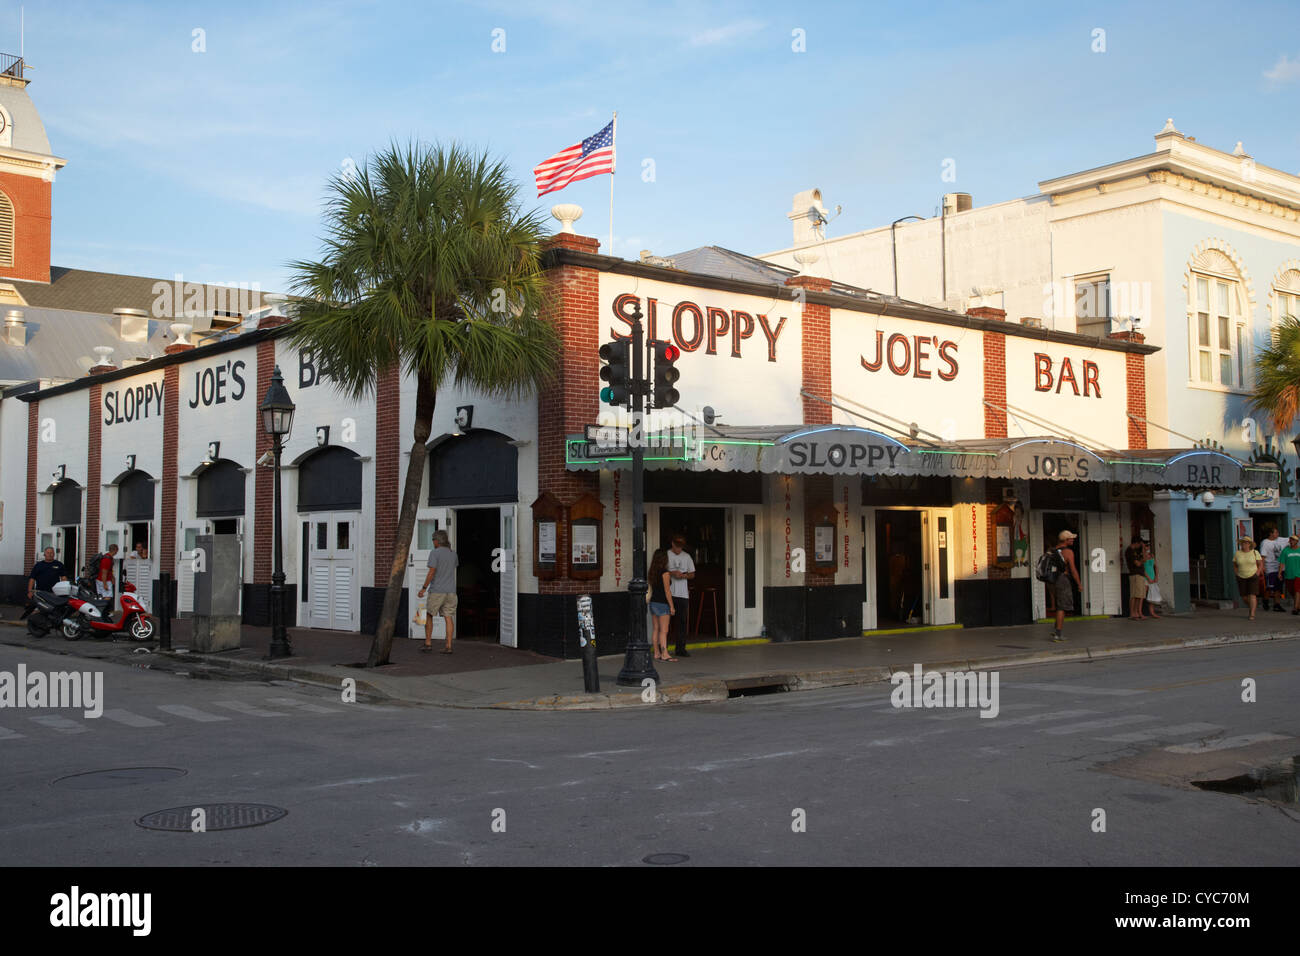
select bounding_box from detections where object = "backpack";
[83,552,107,581]
[1035,548,1065,583]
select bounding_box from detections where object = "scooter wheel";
[130,616,156,642]
[61,619,84,641]
[27,614,49,638]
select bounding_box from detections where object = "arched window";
[116,470,156,521]
[197,460,246,517]
[297,446,362,512]
[0,190,13,269]
[1273,267,1300,325]
[1188,247,1247,390]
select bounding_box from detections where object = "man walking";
[96,543,119,600]
[1281,534,1300,614]
[667,534,695,658]
[1050,530,1082,643]
[1125,534,1148,620]
[1259,526,1286,612]
[416,530,459,654]
[24,547,68,617]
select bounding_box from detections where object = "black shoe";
[676,649,691,657]
[1262,601,1271,611]
[1277,605,1287,612]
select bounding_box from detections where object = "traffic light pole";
[617,305,660,687]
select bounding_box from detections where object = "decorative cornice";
[1148,169,1300,220]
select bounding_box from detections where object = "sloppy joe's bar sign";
[1004,338,1126,449]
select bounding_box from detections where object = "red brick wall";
[537,234,601,594]
[789,276,832,424]
[973,309,1008,439]
[0,172,52,283]
[1110,331,1148,449]
[24,400,37,570]
[374,361,401,587]
[86,384,102,552]
[253,341,276,585]
[160,366,179,572]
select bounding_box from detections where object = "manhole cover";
[642,853,690,865]
[54,767,187,790]
[136,803,288,831]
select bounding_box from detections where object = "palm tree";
[1251,313,1300,435]
[287,143,559,666]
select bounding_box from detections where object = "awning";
[565,425,1278,489]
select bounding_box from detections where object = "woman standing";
[647,548,676,662]
[1142,542,1162,620]
[1233,537,1264,621]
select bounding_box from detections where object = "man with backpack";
[1036,530,1081,643]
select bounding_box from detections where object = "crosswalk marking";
[267,697,342,715]
[925,702,1043,720]
[102,709,164,728]
[0,724,25,739]
[985,709,1097,728]
[1041,714,1158,735]
[157,704,230,723]
[28,715,86,734]
[214,700,288,718]
[1165,733,1291,754]
[1010,682,1146,697]
[1099,722,1222,743]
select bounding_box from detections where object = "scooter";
[27,578,104,639]
[63,579,155,642]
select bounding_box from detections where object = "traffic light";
[599,338,631,407]
[651,339,680,408]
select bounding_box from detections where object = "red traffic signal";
[651,339,680,408]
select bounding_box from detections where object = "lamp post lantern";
[260,365,295,659]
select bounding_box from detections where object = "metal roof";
[0,306,172,386]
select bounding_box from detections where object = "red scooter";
[63,580,155,642]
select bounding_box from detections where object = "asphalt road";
[1,639,1296,865]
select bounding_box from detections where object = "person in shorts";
[1259,526,1286,612]
[1049,530,1082,643]
[1233,537,1263,621]
[1280,534,1300,615]
[1125,535,1148,620]
[417,530,459,653]
[647,548,676,662]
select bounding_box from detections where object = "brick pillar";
[24,400,38,570]
[804,474,835,587]
[1109,331,1147,449]
[788,275,832,424]
[374,361,401,586]
[538,233,601,594]
[160,366,179,573]
[972,308,1007,439]
[253,339,277,586]
[86,383,103,552]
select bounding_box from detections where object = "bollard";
[158,572,172,651]
[577,595,599,692]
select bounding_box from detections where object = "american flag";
[534,119,616,197]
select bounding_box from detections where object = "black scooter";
[26,576,109,639]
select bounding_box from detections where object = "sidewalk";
[2,603,1297,710]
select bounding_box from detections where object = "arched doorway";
[177,460,248,616]
[49,479,83,574]
[114,469,157,599]
[298,446,362,630]
[410,431,519,645]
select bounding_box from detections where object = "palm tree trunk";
[367,371,436,666]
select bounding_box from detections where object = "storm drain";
[642,853,690,865]
[136,803,288,832]
[1193,755,1298,806]
[54,768,187,790]
[726,676,791,699]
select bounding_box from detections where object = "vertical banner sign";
[783,476,793,578]
[971,504,980,575]
[613,471,623,588]
[842,484,850,569]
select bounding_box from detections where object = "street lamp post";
[260,366,296,659]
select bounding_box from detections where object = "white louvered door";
[306,512,360,630]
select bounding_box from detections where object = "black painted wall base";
[955,578,1033,627]
[763,585,863,642]
[517,591,634,659]
[241,584,300,627]
[360,586,409,637]
[0,573,27,605]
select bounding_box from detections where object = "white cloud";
[1264,53,1300,83]
[687,19,765,47]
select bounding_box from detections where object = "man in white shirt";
[1260,526,1286,612]
[667,535,695,657]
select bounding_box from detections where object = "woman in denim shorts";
[647,548,676,662]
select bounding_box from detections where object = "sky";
[13,0,1300,294]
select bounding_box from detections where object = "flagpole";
[609,111,617,257]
